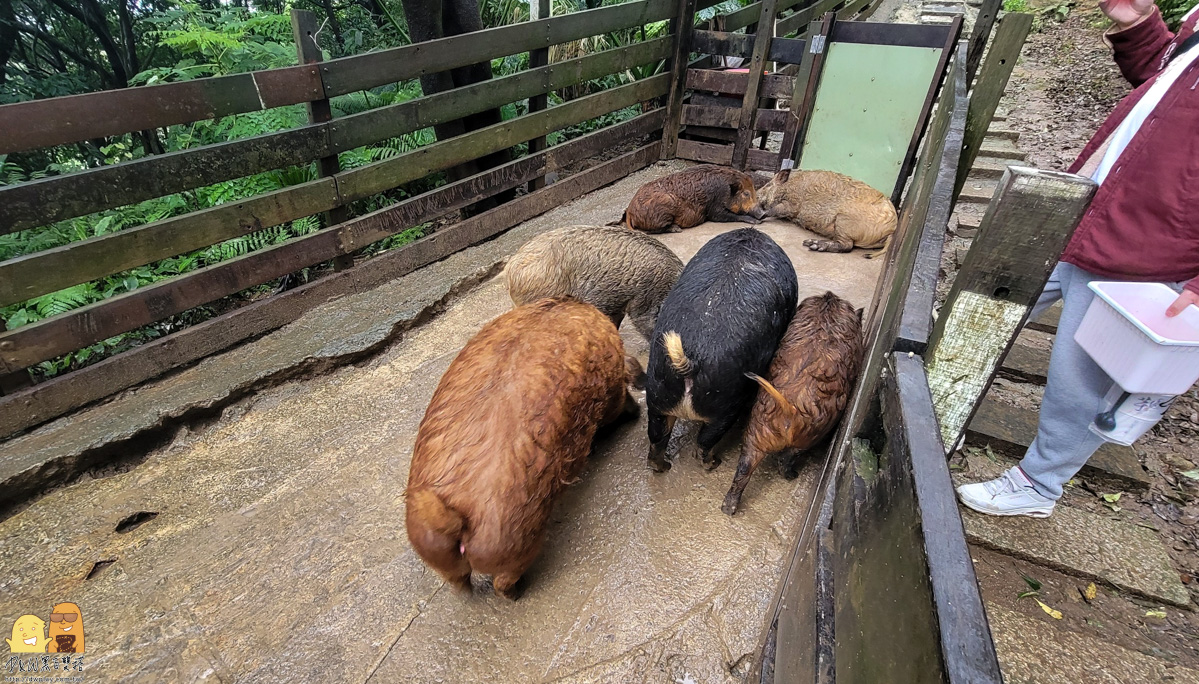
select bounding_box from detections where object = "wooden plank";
[675,138,734,164]
[955,13,1033,200]
[895,41,968,354]
[293,9,352,272]
[527,0,553,193]
[723,2,764,32]
[1026,301,1062,334]
[966,0,1005,84]
[925,167,1096,451]
[0,65,323,156]
[967,398,1152,490]
[319,0,675,96]
[997,340,1049,385]
[690,92,743,108]
[769,37,809,66]
[775,0,839,37]
[890,16,962,206]
[756,109,788,131]
[329,37,671,153]
[892,354,1004,684]
[829,20,953,48]
[836,0,874,19]
[335,74,670,202]
[732,0,782,169]
[746,147,780,170]
[685,70,794,98]
[691,30,756,59]
[662,0,700,158]
[0,139,662,439]
[682,103,741,128]
[0,180,341,309]
[0,126,332,235]
[0,113,664,378]
[779,15,832,165]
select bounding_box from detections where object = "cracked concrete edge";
[0,234,516,519]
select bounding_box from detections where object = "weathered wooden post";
[527,0,552,191]
[661,0,698,159]
[732,0,782,169]
[291,9,353,271]
[955,12,1033,199]
[965,0,1004,84]
[778,15,833,165]
[925,167,1096,451]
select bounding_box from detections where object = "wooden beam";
[292,8,352,271]
[955,13,1033,200]
[0,132,664,439]
[527,0,553,192]
[775,0,839,37]
[966,0,1005,84]
[780,14,832,166]
[896,41,968,354]
[691,29,755,58]
[0,65,323,156]
[685,69,794,98]
[318,0,676,96]
[662,0,699,158]
[732,0,782,169]
[676,138,733,164]
[925,167,1096,451]
[997,339,1050,384]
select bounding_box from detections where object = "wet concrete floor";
[0,165,882,683]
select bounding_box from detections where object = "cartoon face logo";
[46,603,84,654]
[6,615,48,652]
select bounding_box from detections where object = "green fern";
[31,283,99,319]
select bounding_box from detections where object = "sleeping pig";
[721,292,863,515]
[756,169,898,258]
[405,298,640,599]
[504,225,684,342]
[645,228,798,473]
[614,164,766,233]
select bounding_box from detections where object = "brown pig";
[614,164,765,233]
[504,225,684,342]
[756,169,897,258]
[721,292,863,515]
[405,298,640,599]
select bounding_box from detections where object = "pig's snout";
[747,205,766,220]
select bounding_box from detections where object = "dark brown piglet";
[721,292,863,515]
[614,164,765,233]
[405,298,640,599]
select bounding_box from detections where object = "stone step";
[959,179,999,205]
[985,125,1021,142]
[979,138,1027,160]
[1027,301,1062,335]
[923,4,965,15]
[963,503,1189,607]
[967,157,1012,180]
[921,14,955,23]
[967,398,1152,490]
[985,602,1199,682]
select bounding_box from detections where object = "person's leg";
[1017,263,1113,499]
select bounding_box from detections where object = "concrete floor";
[0,165,882,683]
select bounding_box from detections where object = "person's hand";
[1099,0,1155,29]
[1166,289,1199,317]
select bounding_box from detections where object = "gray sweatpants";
[1019,262,1183,499]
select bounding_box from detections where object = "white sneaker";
[956,467,1055,518]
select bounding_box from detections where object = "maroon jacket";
[1060,8,1199,295]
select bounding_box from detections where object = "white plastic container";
[1074,282,1199,395]
[1088,384,1177,446]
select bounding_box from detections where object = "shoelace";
[982,471,1023,498]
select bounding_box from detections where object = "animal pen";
[0,0,1095,681]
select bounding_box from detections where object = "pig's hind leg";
[647,409,677,472]
[722,443,769,515]
[695,412,739,471]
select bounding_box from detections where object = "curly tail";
[663,331,694,377]
[746,372,797,414]
[606,210,628,227]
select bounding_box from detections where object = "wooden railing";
[0,0,716,437]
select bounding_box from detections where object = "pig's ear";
[855,307,864,322]
[774,169,791,183]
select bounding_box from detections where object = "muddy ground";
[954,2,1199,666]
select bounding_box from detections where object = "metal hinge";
[810,35,826,53]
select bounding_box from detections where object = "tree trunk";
[0,0,17,86]
[316,0,345,55]
[399,0,515,215]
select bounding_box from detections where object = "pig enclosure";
[0,0,1046,681]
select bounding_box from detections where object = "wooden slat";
[691,30,755,59]
[967,0,1005,83]
[0,38,672,236]
[830,20,954,48]
[997,340,1049,384]
[527,0,553,192]
[746,147,780,170]
[775,0,839,37]
[689,92,743,108]
[0,109,667,373]
[329,37,671,152]
[319,0,675,96]
[662,0,698,158]
[0,125,331,236]
[0,180,341,309]
[769,37,809,65]
[682,103,741,128]
[733,0,781,169]
[722,1,764,32]
[0,137,664,439]
[676,138,733,164]
[0,65,323,156]
[685,69,794,98]
[1026,301,1061,334]
[335,73,669,202]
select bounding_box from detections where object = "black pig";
[644,228,799,472]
